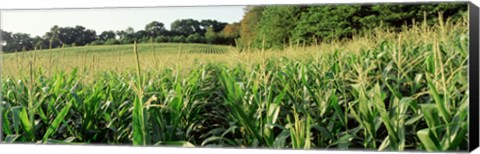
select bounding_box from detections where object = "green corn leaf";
[42,101,72,141]
[417,129,441,152]
[2,108,13,135]
[426,75,451,122]
[133,96,146,146]
[4,134,21,143]
[12,106,34,140]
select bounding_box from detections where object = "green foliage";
[145,21,167,38]
[205,27,218,44]
[200,19,229,34]
[239,6,265,49]
[1,21,469,151]
[171,35,186,43]
[99,31,116,41]
[186,33,206,43]
[371,3,467,28]
[1,18,232,53]
[155,36,169,43]
[292,5,361,44]
[89,40,105,46]
[171,19,203,36]
[56,26,97,46]
[104,39,121,45]
[0,3,469,152]
[246,2,467,49]
[255,6,303,49]
[1,32,35,52]
[221,22,241,46]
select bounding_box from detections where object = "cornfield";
[0,15,469,152]
[186,44,228,54]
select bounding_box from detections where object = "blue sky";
[1,6,246,37]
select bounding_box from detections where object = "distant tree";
[57,27,73,45]
[186,33,205,43]
[239,6,265,48]
[43,25,61,49]
[117,27,136,44]
[33,36,48,50]
[200,19,228,34]
[9,33,34,51]
[1,30,36,52]
[115,30,126,40]
[89,40,104,46]
[290,5,360,45]
[205,26,218,44]
[0,30,13,51]
[125,27,135,34]
[155,35,169,43]
[99,31,116,41]
[0,30,12,43]
[171,35,186,43]
[81,28,97,46]
[221,22,241,46]
[56,25,96,46]
[105,39,121,45]
[171,19,202,36]
[135,30,149,41]
[222,22,241,38]
[145,21,167,38]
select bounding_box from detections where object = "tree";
[9,33,34,51]
[57,26,74,45]
[186,33,205,43]
[56,25,96,46]
[89,40,104,46]
[155,36,169,43]
[371,3,467,29]
[117,27,136,44]
[105,39,121,45]
[171,35,186,43]
[239,6,265,48]
[204,26,218,44]
[255,6,305,49]
[80,28,97,46]
[33,36,48,50]
[115,30,126,40]
[291,5,361,44]
[0,30,13,51]
[222,22,241,38]
[135,30,149,42]
[43,25,61,49]
[221,22,241,46]
[200,19,228,34]
[170,19,202,36]
[237,3,466,49]
[145,21,167,38]
[1,30,37,52]
[99,31,116,41]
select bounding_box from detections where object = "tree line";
[0,19,240,52]
[0,2,467,52]
[238,2,468,49]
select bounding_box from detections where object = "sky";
[0,6,246,37]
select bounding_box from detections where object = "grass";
[0,15,469,151]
